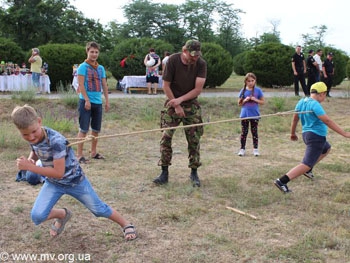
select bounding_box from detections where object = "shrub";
[244,43,294,88]
[232,52,247,76]
[0,37,25,65]
[35,43,85,91]
[347,59,350,79]
[201,42,234,88]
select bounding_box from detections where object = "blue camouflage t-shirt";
[30,127,84,185]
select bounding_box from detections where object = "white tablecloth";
[120,75,163,93]
[72,76,78,91]
[0,74,51,93]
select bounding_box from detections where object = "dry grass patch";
[0,94,349,262]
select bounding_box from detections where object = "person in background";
[322,52,335,97]
[20,63,28,75]
[306,50,318,95]
[144,48,161,95]
[274,82,350,193]
[313,49,323,81]
[0,61,5,74]
[12,105,137,240]
[28,48,42,94]
[237,72,265,157]
[161,51,171,74]
[291,45,307,96]
[153,40,206,187]
[71,64,79,93]
[76,42,109,164]
[14,64,20,75]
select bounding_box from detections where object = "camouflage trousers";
[158,99,204,168]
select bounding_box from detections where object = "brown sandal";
[123,224,137,241]
[50,208,72,237]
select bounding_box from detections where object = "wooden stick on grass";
[226,206,258,220]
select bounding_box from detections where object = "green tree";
[154,4,186,49]
[232,52,248,76]
[0,0,107,50]
[201,42,233,88]
[0,37,25,64]
[122,0,185,50]
[180,0,216,42]
[244,43,294,87]
[259,33,281,44]
[216,2,244,57]
[302,25,327,50]
[123,0,162,38]
[37,43,85,90]
[0,0,69,50]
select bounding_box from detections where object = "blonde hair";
[11,105,39,129]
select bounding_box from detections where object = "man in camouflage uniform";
[153,40,207,187]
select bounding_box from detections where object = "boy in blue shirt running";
[274,82,350,193]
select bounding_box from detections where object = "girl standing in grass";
[237,72,265,156]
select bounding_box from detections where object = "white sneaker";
[253,149,260,156]
[238,149,245,156]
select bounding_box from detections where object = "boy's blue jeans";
[31,176,112,225]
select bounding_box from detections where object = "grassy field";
[0,81,350,262]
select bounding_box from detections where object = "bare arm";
[164,77,206,117]
[143,55,148,66]
[28,56,35,63]
[251,95,265,105]
[16,157,66,179]
[319,114,350,138]
[322,66,327,78]
[101,78,109,112]
[28,52,37,63]
[292,61,297,75]
[290,114,299,141]
[78,75,91,110]
[166,77,205,107]
[28,151,38,162]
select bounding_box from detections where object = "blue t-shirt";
[30,127,84,186]
[77,62,106,104]
[295,97,327,136]
[238,86,264,119]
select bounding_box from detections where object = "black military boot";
[190,168,200,187]
[153,166,169,185]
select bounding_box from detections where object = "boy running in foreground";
[274,82,350,193]
[12,105,137,240]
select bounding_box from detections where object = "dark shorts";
[78,99,102,133]
[302,132,331,168]
[146,75,159,84]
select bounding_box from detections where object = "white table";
[0,74,51,93]
[120,75,163,93]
